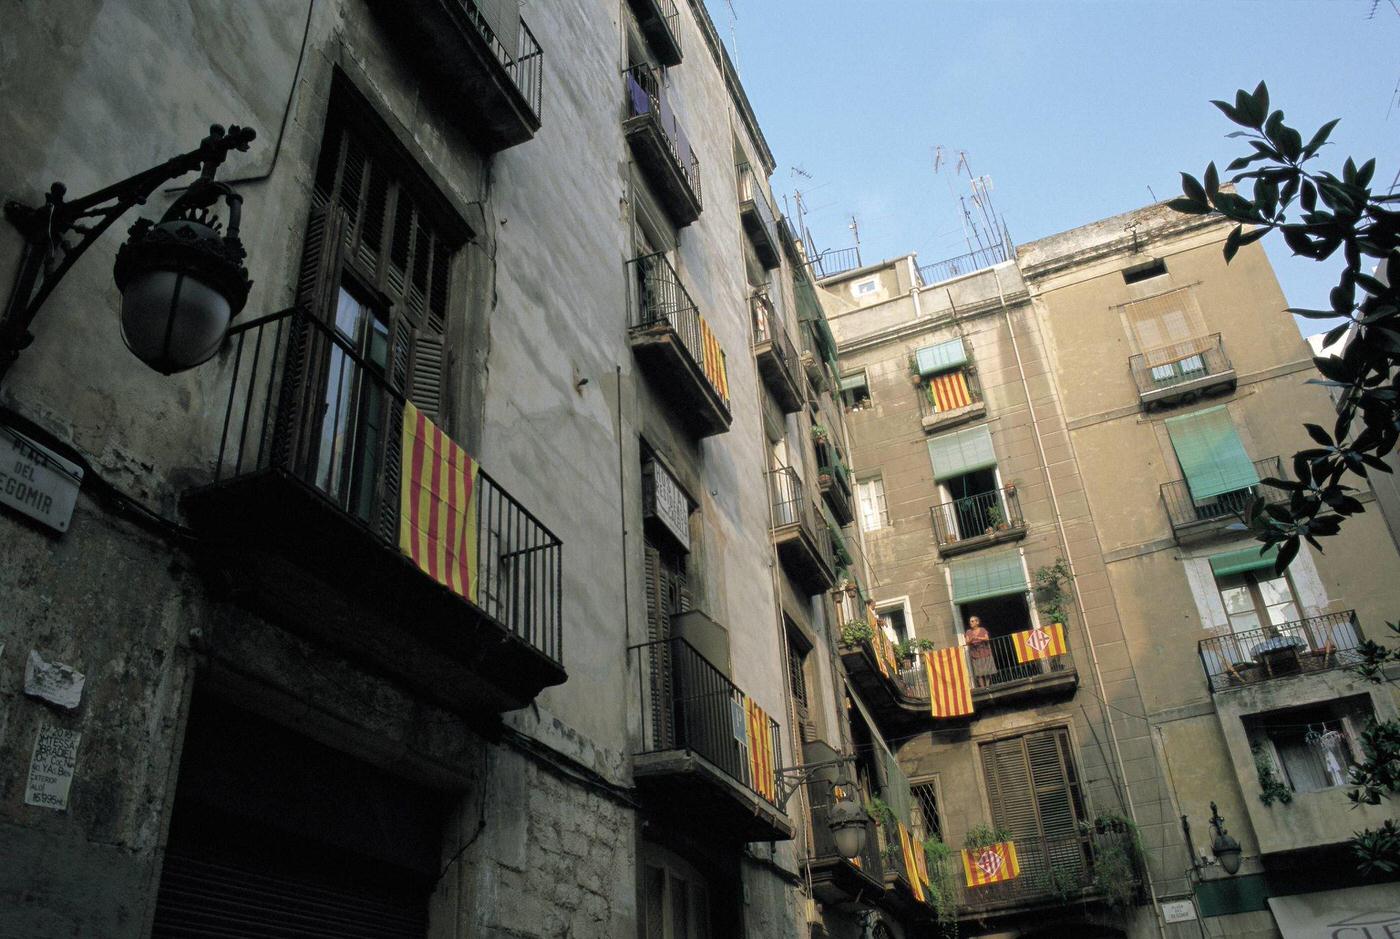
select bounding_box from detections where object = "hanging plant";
[840,620,874,647]
[922,839,960,937]
[1253,746,1294,806]
[811,423,829,442]
[962,823,1012,850]
[1082,813,1143,911]
[1034,558,1073,626]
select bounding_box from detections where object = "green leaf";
[1167,197,1210,215]
[1212,98,1248,127]
[1358,158,1376,189]
[1237,88,1263,128]
[1180,172,1208,205]
[1301,180,1318,212]
[1224,225,1243,263]
[1281,126,1304,162]
[1303,118,1340,158]
[1205,162,1220,198]
[1253,81,1269,120]
[1288,307,1342,319]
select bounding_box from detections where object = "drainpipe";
[990,266,1168,939]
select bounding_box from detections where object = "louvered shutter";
[928,425,997,480]
[407,331,447,423]
[283,204,351,477]
[644,545,676,749]
[981,736,1047,887]
[950,551,1027,604]
[916,338,968,376]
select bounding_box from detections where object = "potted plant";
[895,638,935,668]
[986,504,1007,532]
[840,621,874,648]
[1003,481,1017,497]
[811,423,829,443]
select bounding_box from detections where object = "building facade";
[821,202,1400,938]
[0,2,947,937]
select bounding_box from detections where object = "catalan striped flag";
[924,646,974,718]
[913,832,931,889]
[744,698,776,803]
[1011,623,1068,663]
[699,317,730,406]
[898,822,927,902]
[927,370,971,412]
[962,841,1020,888]
[399,401,480,603]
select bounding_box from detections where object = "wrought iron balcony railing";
[751,289,803,412]
[768,466,837,589]
[737,162,780,268]
[1129,334,1235,407]
[1198,611,1364,692]
[629,251,731,415]
[630,637,782,808]
[916,370,985,423]
[915,241,1010,287]
[459,0,543,120]
[807,246,862,280]
[1160,457,1286,535]
[959,832,1103,911]
[208,307,563,664]
[900,630,1073,699]
[624,64,702,210]
[930,489,1025,550]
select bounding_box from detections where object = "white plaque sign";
[1160,898,1198,923]
[25,724,81,810]
[643,459,690,551]
[1,424,83,533]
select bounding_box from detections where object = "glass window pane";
[1219,585,1254,616]
[333,287,365,340]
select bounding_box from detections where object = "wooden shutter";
[982,729,1088,885]
[644,545,675,749]
[407,330,446,423]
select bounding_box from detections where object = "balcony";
[902,631,1079,712]
[1130,334,1237,412]
[750,290,803,413]
[768,467,837,594]
[915,240,1010,287]
[1161,457,1286,543]
[816,440,854,526]
[918,373,986,434]
[626,0,682,66]
[803,742,884,907]
[930,489,1026,557]
[371,0,542,152]
[624,64,702,227]
[630,637,792,843]
[183,309,564,716]
[874,824,937,925]
[958,831,1136,919]
[1199,612,1365,693]
[737,163,780,269]
[808,246,863,281]
[628,252,732,437]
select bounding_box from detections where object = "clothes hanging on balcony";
[743,698,776,803]
[927,370,972,413]
[961,841,1021,888]
[923,647,974,718]
[1011,623,1067,663]
[867,602,900,677]
[399,401,480,603]
[897,822,928,902]
[698,317,730,407]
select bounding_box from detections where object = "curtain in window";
[1125,287,1207,365]
[950,551,1027,604]
[1165,406,1259,500]
[928,425,997,480]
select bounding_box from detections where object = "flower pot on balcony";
[996,523,1010,532]
[819,473,833,487]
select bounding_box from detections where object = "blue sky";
[709,0,1399,336]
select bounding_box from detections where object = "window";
[643,846,713,939]
[876,601,909,645]
[839,371,871,410]
[1246,699,1371,794]
[980,728,1090,884]
[297,87,462,537]
[1124,286,1209,375]
[911,778,942,842]
[1216,569,1300,636]
[915,337,976,414]
[787,628,810,711]
[856,476,888,531]
[854,278,878,297]
[1122,258,1168,284]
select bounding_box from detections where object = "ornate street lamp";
[1,124,255,381]
[776,756,871,862]
[1208,802,1242,875]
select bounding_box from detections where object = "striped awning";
[928,424,996,480]
[1165,406,1259,501]
[1210,545,1282,578]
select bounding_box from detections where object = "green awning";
[1210,545,1282,578]
[916,338,968,376]
[928,425,996,480]
[950,551,1027,604]
[839,372,867,391]
[1165,406,1259,501]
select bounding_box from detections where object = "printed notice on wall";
[25,724,81,810]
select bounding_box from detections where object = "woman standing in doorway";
[966,616,994,688]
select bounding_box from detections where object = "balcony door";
[315,286,391,523]
[980,728,1090,892]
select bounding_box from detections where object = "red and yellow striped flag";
[744,698,776,803]
[898,822,927,902]
[928,370,971,412]
[399,401,480,603]
[962,842,1020,887]
[1011,623,1067,663]
[924,646,974,718]
[699,317,730,406]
